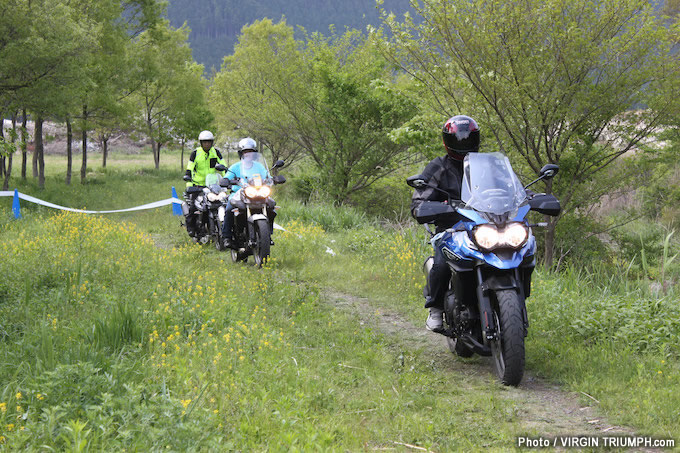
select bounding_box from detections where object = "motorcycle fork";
[475,266,498,342]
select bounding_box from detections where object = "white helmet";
[237,137,257,157]
[198,130,214,141]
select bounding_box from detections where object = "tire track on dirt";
[322,289,641,442]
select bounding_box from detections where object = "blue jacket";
[226,161,270,199]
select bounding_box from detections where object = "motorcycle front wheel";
[253,219,271,267]
[490,289,525,386]
[231,248,248,263]
[214,219,225,251]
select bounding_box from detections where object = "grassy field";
[1,150,679,450]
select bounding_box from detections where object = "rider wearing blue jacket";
[411,115,480,331]
[222,138,270,249]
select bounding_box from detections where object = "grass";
[2,150,680,448]
[1,211,531,450]
[0,152,539,450]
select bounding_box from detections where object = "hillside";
[165,0,412,71]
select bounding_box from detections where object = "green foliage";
[212,21,418,202]
[380,0,680,266]
[131,20,208,168]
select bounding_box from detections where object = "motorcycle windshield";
[461,152,526,216]
[239,152,270,182]
[205,173,221,189]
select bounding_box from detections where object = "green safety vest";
[186,147,226,187]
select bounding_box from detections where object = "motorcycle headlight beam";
[244,186,271,198]
[504,222,529,248]
[472,225,501,250]
[471,222,529,251]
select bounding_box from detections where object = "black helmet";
[442,115,480,158]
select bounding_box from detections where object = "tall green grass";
[1,210,534,450]
[3,151,679,446]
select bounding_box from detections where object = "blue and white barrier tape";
[1,189,291,233]
[0,190,182,214]
[0,190,327,251]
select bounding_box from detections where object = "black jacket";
[411,155,465,231]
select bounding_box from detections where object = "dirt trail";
[323,289,639,441]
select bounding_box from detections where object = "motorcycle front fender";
[248,213,267,223]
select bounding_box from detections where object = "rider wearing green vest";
[183,130,226,238]
[185,130,226,187]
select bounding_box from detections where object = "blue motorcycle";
[407,152,560,386]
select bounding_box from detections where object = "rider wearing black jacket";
[411,115,480,331]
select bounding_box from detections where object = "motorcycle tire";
[215,220,225,251]
[231,249,248,263]
[253,219,271,267]
[490,289,525,386]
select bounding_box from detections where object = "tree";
[211,19,307,168]
[131,21,206,169]
[380,0,680,268]
[212,21,418,202]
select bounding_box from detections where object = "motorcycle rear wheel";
[490,289,525,386]
[253,219,271,267]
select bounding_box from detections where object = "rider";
[411,115,480,331]
[221,137,270,249]
[184,130,226,238]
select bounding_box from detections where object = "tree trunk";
[3,114,17,190]
[542,179,556,270]
[36,116,45,189]
[155,142,161,169]
[81,105,87,184]
[544,218,556,270]
[66,118,72,185]
[20,110,27,180]
[102,135,108,168]
[3,153,13,190]
[1,111,5,180]
[181,137,185,169]
[32,114,38,178]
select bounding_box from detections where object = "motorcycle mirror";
[272,160,285,169]
[524,163,560,190]
[215,164,227,172]
[272,175,286,184]
[539,164,559,180]
[406,175,428,189]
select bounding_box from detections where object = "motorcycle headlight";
[207,192,220,202]
[472,225,501,250]
[504,222,529,248]
[245,186,258,198]
[471,222,529,251]
[244,186,271,198]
